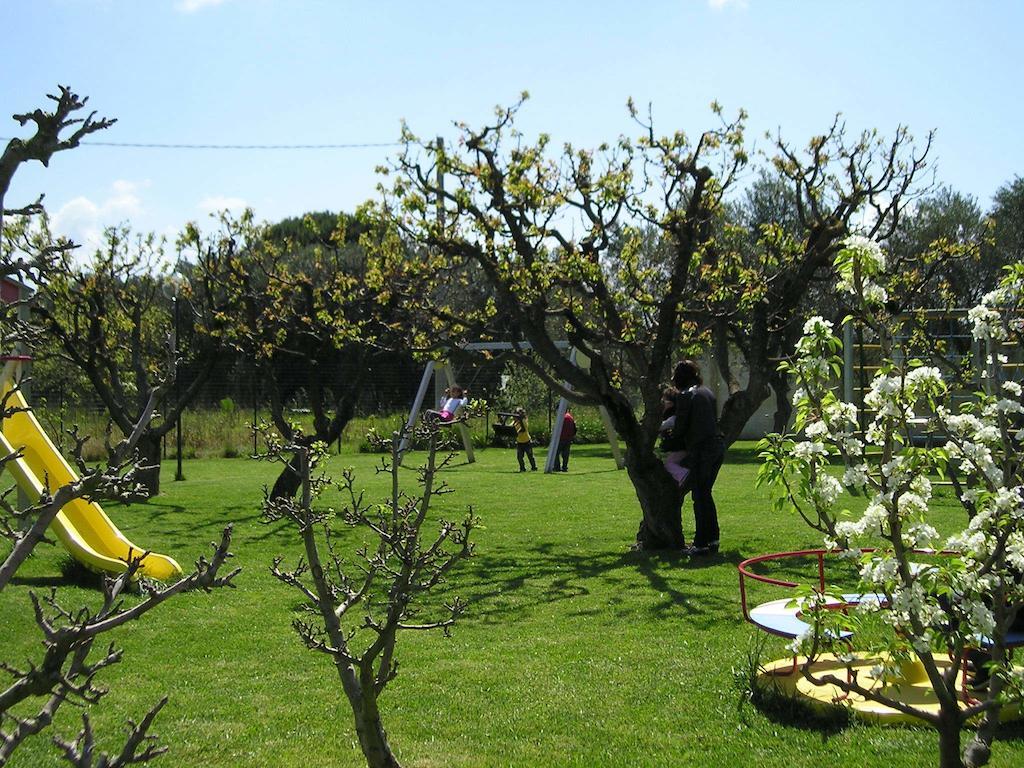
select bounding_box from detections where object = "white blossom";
[1007,533,1024,572]
[835,520,864,540]
[911,633,933,653]
[938,408,983,436]
[862,282,889,306]
[841,436,865,454]
[965,442,1002,483]
[905,366,944,396]
[862,555,899,586]
[881,457,909,482]
[960,488,982,505]
[812,474,843,507]
[865,375,901,409]
[787,628,811,655]
[909,475,932,499]
[903,522,939,549]
[946,530,989,560]
[792,441,827,459]
[896,492,930,519]
[965,598,996,638]
[974,425,1002,444]
[855,595,883,614]
[766,259,1024,679]
[802,316,833,337]
[843,464,871,490]
[824,400,858,425]
[996,398,1024,416]
[865,421,886,446]
[994,487,1024,517]
[805,420,829,439]
[862,499,889,531]
[840,234,886,271]
[968,305,1006,341]
[791,387,807,407]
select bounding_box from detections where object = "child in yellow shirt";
[512,407,537,472]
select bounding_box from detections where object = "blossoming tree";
[374,97,930,551]
[758,237,1024,768]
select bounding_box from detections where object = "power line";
[0,138,402,150]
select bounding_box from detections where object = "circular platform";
[758,654,1023,726]
[747,594,864,640]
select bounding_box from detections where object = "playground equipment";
[492,411,525,446]
[400,342,625,473]
[739,550,1024,724]
[1,359,182,581]
[842,310,1024,442]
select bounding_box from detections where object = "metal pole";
[436,136,445,229]
[252,362,259,456]
[843,319,854,404]
[544,348,577,473]
[398,361,435,464]
[548,388,552,433]
[174,296,184,481]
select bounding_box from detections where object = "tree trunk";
[335,660,401,768]
[135,432,162,498]
[351,686,402,768]
[963,676,1002,767]
[717,375,771,447]
[937,709,965,768]
[626,448,686,550]
[353,708,401,768]
[769,370,793,434]
[270,452,303,501]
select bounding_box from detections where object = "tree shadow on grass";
[743,675,853,738]
[547,466,622,476]
[449,466,622,477]
[111,501,264,553]
[109,500,178,521]
[453,539,743,632]
[733,634,854,739]
[992,719,1024,743]
[9,574,71,588]
[721,445,765,466]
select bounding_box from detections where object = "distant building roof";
[1,276,31,303]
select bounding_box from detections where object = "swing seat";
[493,423,518,442]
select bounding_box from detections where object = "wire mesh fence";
[25,350,608,460]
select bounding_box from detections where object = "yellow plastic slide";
[1,382,183,581]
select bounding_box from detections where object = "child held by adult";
[658,387,691,489]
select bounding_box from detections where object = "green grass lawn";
[3,442,1023,767]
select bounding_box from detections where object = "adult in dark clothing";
[671,360,726,556]
[556,408,577,471]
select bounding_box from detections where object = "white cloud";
[709,0,748,9]
[175,0,230,13]
[50,179,148,256]
[196,195,248,217]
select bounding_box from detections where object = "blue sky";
[3,0,1022,253]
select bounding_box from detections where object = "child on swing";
[425,384,468,423]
